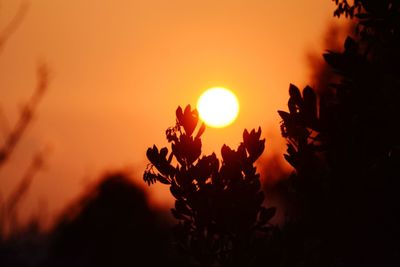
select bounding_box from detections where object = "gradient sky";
[0,0,340,226]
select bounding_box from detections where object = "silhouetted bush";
[278,0,400,265]
[144,105,277,267]
[44,173,180,267]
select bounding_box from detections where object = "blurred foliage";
[278,0,400,265]
[144,105,276,266]
[333,0,363,18]
[43,173,178,267]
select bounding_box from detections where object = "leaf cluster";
[144,105,275,266]
[277,1,400,265]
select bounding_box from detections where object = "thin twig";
[2,148,47,236]
[0,64,49,169]
[0,1,29,54]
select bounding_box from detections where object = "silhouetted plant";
[333,0,363,18]
[44,173,178,267]
[278,0,400,265]
[144,105,275,266]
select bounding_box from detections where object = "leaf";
[194,154,219,184]
[157,175,170,185]
[289,84,302,106]
[146,145,158,163]
[302,86,318,127]
[176,106,183,123]
[288,97,297,114]
[181,105,198,136]
[278,110,291,122]
[143,170,157,186]
[243,127,265,162]
[323,51,347,71]
[146,145,173,176]
[284,154,296,168]
[221,144,233,162]
[160,147,168,158]
[195,122,206,139]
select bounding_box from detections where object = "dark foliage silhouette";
[144,105,276,266]
[3,172,190,267]
[44,173,179,267]
[3,1,400,266]
[278,0,400,265]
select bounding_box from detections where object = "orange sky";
[0,0,340,227]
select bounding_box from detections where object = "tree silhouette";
[278,0,400,265]
[144,105,276,267]
[44,173,176,267]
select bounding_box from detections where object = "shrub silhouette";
[44,173,178,267]
[144,105,276,266]
[278,0,400,265]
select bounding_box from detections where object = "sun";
[197,87,240,128]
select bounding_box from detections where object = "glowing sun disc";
[197,87,239,128]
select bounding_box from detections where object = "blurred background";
[0,0,345,229]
